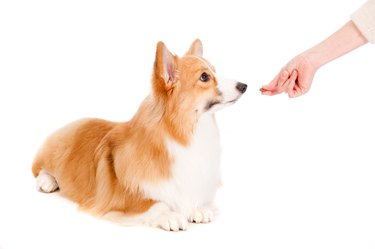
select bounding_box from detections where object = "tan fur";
[32,39,221,217]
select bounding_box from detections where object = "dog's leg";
[144,202,188,231]
[36,169,59,193]
[188,206,216,223]
[105,202,188,231]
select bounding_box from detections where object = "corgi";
[32,39,247,231]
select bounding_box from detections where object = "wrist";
[299,49,323,71]
[302,21,368,70]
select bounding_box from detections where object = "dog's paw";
[188,208,214,223]
[150,211,188,231]
[36,170,59,193]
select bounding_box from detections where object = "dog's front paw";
[151,211,188,231]
[188,208,214,223]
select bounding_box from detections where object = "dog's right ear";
[185,39,203,57]
[154,41,177,87]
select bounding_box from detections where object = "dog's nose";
[236,82,247,93]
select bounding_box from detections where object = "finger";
[289,70,308,98]
[260,90,275,96]
[289,84,303,98]
[260,87,278,95]
[278,70,291,88]
[275,69,295,94]
[261,77,279,91]
[261,69,289,92]
[259,87,267,93]
[274,70,290,93]
[279,69,295,94]
[288,69,298,86]
[287,81,296,97]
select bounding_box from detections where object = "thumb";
[261,69,290,93]
[261,74,280,91]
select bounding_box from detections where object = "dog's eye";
[199,72,210,82]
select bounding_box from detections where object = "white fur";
[206,77,243,113]
[188,207,214,223]
[105,202,188,231]
[36,169,59,193]
[141,113,221,219]
[145,203,188,231]
[217,77,242,103]
[187,55,242,110]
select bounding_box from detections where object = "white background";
[0,0,374,248]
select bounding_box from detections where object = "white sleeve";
[351,0,375,43]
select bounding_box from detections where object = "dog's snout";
[236,82,247,93]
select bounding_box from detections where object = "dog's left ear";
[185,39,203,57]
[155,41,177,85]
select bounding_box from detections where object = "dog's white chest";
[141,114,221,216]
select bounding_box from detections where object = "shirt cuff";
[351,0,375,43]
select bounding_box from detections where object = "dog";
[32,39,247,231]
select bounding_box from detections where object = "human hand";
[261,53,318,98]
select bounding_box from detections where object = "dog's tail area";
[31,155,43,177]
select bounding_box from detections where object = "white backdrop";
[0,0,374,248]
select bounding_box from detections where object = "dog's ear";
[154,41,177,86]
[185,39,203,57]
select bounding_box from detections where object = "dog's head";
[152,39,247,116]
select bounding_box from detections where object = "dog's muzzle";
[236,82,247,94]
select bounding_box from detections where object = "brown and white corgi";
[32,39,247,231]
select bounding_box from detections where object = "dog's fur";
[32,39,247,231]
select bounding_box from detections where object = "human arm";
[261,20,368,98]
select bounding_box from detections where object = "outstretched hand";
[260,54,318,98]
